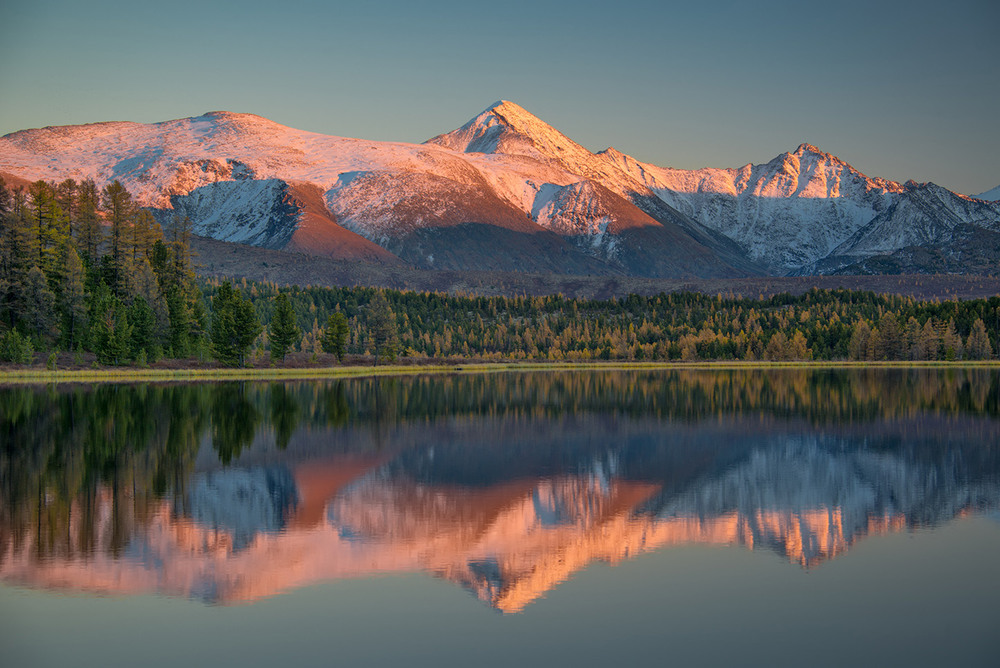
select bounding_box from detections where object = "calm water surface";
[1,369,999,666]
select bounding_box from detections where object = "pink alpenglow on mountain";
[2,103,998,276]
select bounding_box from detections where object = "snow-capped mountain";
[1,102,997,277]
[974,185,1000,202]
[4,431,997,610]
[606,143,904,271]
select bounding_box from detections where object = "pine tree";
[368,292,398,366]
[211,282,261,367]
[322,311,349,362]
[921,319,939,360]
[0,191,37,329]
[169,215,196,281]
[268,293,300,363]
[93,290,131,365]
[22,265,56,343]
[128,296,156,361]
[788,330,810,360]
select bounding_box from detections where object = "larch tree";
[966,318,993,359]
[101,180,135,296]
[59,244,88,350]
[131,209,162,263]
[55,179,79,237]
[76,179,103,261]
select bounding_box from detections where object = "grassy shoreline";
[1,359,999,385]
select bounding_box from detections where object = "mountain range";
[4,425,998,611]
[2,101,998,277]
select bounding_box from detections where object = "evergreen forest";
[1,176,998,367]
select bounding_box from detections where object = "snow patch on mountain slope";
[828,182,1000,259]
[604,144,904,271]
[535,182,615,248]
[0,111,502,209]
[427,101,588,162]
[170,179,299,247]
[974,185,1000,201]
[4,104,997,277]
[426,102,648,200]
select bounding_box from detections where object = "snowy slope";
[2,103,997,277]
[602,144,906,272]
[831,182,1000,257]
[0,107,754,278]
[974,185,1000,201]
[426,101,763,275]
[427,103,1000,275]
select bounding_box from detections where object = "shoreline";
[2,359,999,385]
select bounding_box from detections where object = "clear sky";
[1,0,997,194]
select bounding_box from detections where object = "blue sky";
[1,0,997,194]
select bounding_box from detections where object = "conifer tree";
[941,319,964,360]
[128,296,156,361]
[368,292,398,366]
[169,215,195,280]
[92,291,131,365]
[131,209,162,263]
[917,319,939,361]
[22,265,56,343]
[848,320,871,360]
[211,282,261,367]
[29,181,69,281]
[101,180,135,296]
[59,245,87,350]
[268,293,300,363]
[966,318,993,359]
[0,176,11,215]
[322,311,349,362]
[55,179,78,236]
[873,314,904,360]
[76,180,103,261]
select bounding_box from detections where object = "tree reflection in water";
[1,369,998,609]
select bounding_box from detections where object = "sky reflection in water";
[2,369,999,616]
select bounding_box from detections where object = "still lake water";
[1,369,999,667]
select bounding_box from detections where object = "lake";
[1,369,999,667]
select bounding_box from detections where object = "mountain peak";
[484,99,520,112]
[795,143,824,155]
[425,100,587,161]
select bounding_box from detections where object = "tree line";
[0,176,206,365]
[197,280,999,365]
[1,175,998,366]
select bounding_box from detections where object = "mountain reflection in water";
[1,369,998,612]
